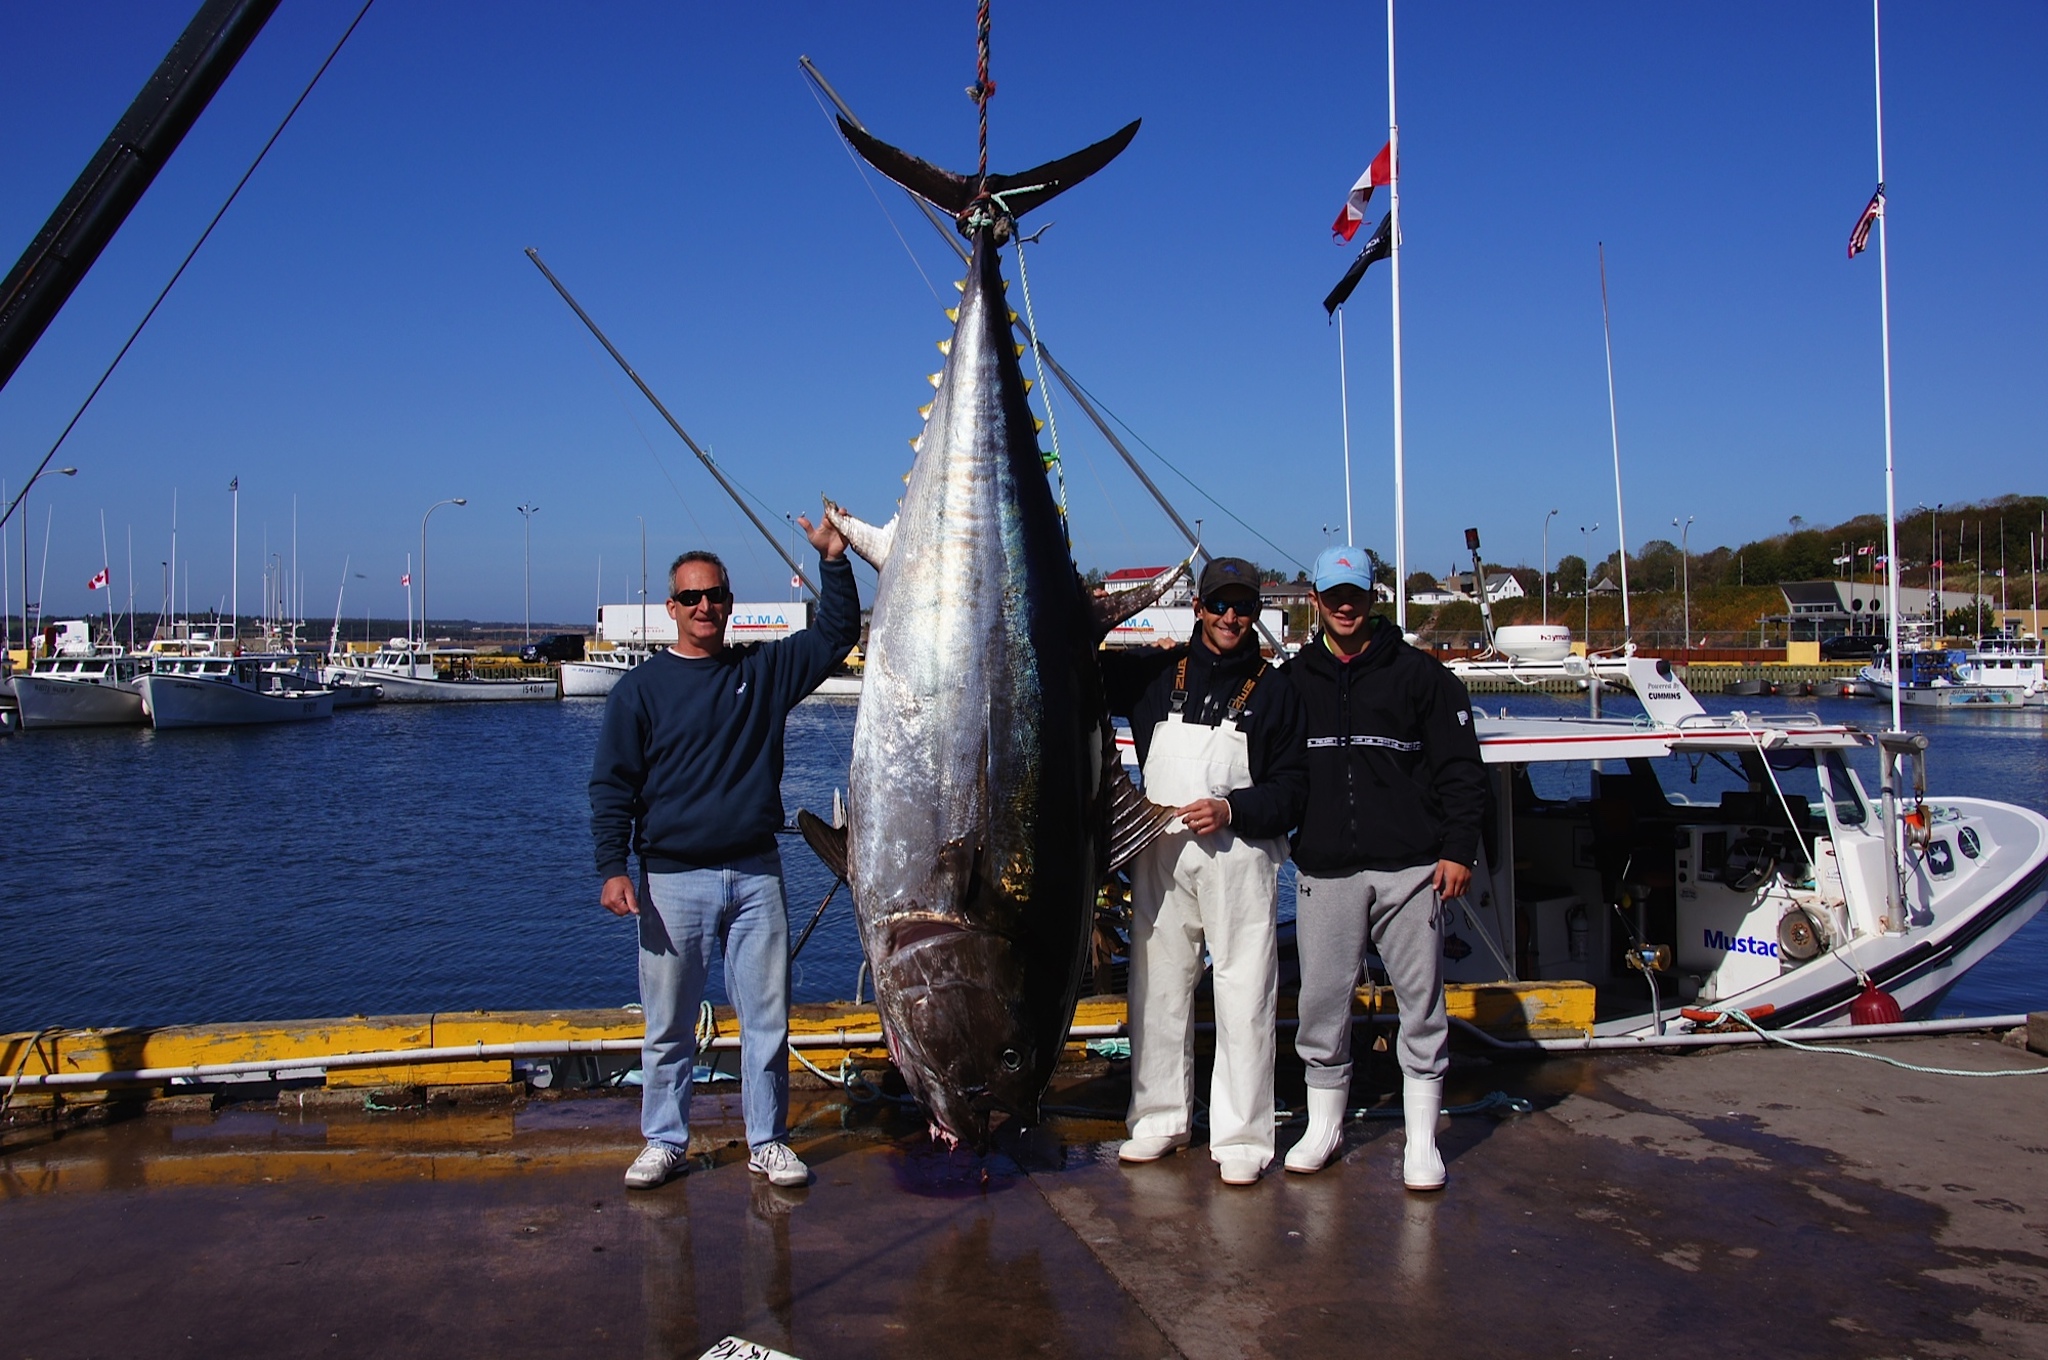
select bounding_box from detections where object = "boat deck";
[4,1033,2044,1358]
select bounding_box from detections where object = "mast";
[230,477,239,647]
[1386,0,1409,632]
[1872,0,1903,732]
[1597,243,1633,645]
[99,510,115,647]
[1336,308,1355,546]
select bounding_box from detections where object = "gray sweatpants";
[1294,863,1448,1087]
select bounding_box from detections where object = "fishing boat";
[321,642,557,703]
[1431,658,2048,1035]
[139,654,335,728]
[558,642,650,699]
[13,652,148,728]
[1857,644,2044,709]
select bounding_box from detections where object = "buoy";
[1849,975,1903,1025]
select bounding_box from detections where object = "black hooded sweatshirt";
[1101,633,1308,840]
[1285,616,1486,874]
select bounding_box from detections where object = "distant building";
[1102,566,1192,605]
[1261,579,1314,609]
[1771,579,1987,640]
[1588,575,1622,595]
[1444,571,1526,603]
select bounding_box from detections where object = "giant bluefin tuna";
[804,114,1182,1150]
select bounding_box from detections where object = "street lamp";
[419,497,467,648]
[516,503,539,644]
[14,465,76,664]
[1542,508,1560,624]
[1579,522,1600,646]
[1673,515,1693,660]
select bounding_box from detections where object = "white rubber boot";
[1402,1076,1446,1191]
[1284,1086,1348,1174]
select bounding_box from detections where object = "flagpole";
[1872,0,1902,733]
[230,477,238,650]
[100,509,114,646]
[1386,0,1408,633]
[126,526,134,653]
[1597,242,1633,647]
[1337,305,1355,546]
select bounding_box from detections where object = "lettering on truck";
[1703,929,1779,958]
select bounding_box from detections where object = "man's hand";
[800,510,847,562]
[1177,797,1233,837]
[1432,859,1472,900]
[600,875,640,917]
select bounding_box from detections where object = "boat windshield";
[1522,745,1846,829]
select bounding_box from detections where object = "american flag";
[1847,183,1884,259]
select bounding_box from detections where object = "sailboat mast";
[100,510,115,646]
[1598,243,1633,644]
[1872,0,1903,733]
[1386,0,1408,633]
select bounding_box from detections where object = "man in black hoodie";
[1101,556,1308,1186]
[1281,545,1485,1190]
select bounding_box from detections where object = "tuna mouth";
[888,918,968,956]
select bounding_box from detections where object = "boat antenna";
[1465,527,1497,652]
[328,555,350,659]
[1597,242,1633,649]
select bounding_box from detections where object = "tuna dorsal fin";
[1105,764,1176,875]
[797,808,849,882]
[1090,550,1196,639]
[824,500,897,571]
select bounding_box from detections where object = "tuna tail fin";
[1104,764,1176,875]
[797,808,849,882]
[1089,544,1198,638]
[837,117,1141,227]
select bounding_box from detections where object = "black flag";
[1323,212,1392,317]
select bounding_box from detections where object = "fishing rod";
[524,248,817,596]
[799,56,1285,651]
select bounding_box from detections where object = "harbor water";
[1,690,2042,1034]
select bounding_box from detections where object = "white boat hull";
[14,675,146,728]
[320,667,556,703]
[808,673,862,699]
[140,675,335,728]
[559,659,628,699]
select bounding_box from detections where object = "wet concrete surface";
[3,1034,2045,1359]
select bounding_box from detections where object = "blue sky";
[2,1,2042,622]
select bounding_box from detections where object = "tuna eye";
[1000,1048,1023,1072]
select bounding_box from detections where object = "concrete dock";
[4,1033,2045,1359]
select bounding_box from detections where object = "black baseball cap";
[1197,557,1260,599]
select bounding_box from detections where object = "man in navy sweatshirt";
[590,512,857,1191]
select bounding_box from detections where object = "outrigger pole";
[1597,242,1634,647]
[1870,0,1904,736]
[523,248,818,597]
[1386,0,1409,634]
[798,55,1285,653]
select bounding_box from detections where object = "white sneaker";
[1117,1133,1190,1164]
[747,1140,811,1188]
[624,1142,685,1190]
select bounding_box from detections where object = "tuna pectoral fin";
[823,500,896,571]
[1105,765,1177,874]
[1089,550,1197,638]
[797,808,849,881]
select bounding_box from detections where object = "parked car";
[519,633,587,663]
[1819,633,1883,661]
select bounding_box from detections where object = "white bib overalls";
[1127,702,1285,1167]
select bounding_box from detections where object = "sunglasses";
[670,586,732,608]
[1202,595,1261,618]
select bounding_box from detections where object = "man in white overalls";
[1101,557,1309,1186]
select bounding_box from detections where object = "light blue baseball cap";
[1313,545,1374,593]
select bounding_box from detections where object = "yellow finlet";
[1013,343,1025,357]
[927,372,942,388]
[1008,310,1018,323]
[953,279,965,293]
[1022,378,1034,393]
[936,339,951,356]
[918,402,933,420]
[945,307,959,323]
[1033,416,1045,433]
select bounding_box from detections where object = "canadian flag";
[1331,143,1393,242]
[87,567,109,591]
[401,572,412,587]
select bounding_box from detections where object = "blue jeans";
[638,851,790,1152]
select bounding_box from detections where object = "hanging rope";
[971,0,995,182]
[1012,238,1069,531]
